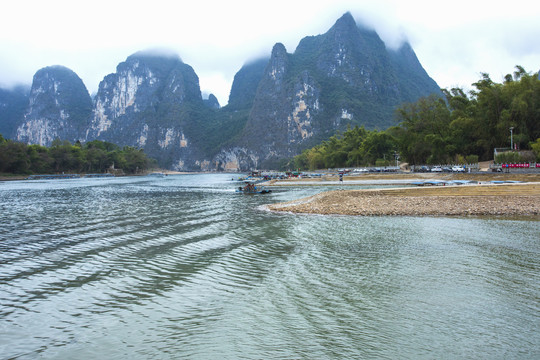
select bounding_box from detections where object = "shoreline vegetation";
[265,173,540,217]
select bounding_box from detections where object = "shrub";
[495,151,525,164]
[465,154,479,164]
[375,158,390,167]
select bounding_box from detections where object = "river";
[1,174,538,359]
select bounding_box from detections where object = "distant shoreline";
[0,175,28,181]
[0,170,196,182]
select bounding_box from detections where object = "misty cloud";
[1,0,539,106]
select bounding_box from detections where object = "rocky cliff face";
[86,51,210,170]
[0,86,29,139]
[16,66,92,146]
[203,94,220,109]
[228,44,323,169]
[7,12,441,171]
[227,58,268,111]
[214,12,441,170]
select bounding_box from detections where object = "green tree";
[291,125,398,170]
[122,146,149,173]
[361,131,396,165]
[85,147,108,172]
[49,141,76,172]
[531,138,540,161]
[0,141,30,173]
[394,94,451,164]
[0,138,155,175]
[469,67,540,157]
[27,144,53,174]
[392,66,540,163]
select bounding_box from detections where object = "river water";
[0,174,538,359]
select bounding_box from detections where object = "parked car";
[452,166,465,172]
[431,166,443,172]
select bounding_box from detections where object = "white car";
[452,166,465,172]
[431,166,442,172]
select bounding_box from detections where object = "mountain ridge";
[214,12,441,169]
[15,65,93,146]
[2,12,441,171]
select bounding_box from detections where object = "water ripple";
[1,175,539,359]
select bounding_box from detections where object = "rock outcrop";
[215,12,440,169]
[16,66,92,146]
[0,86,29,139]
[7,12,441,171]
[86,51,209,170]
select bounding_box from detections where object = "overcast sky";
[1,0,539,106]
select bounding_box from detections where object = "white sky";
[1,0,539,106]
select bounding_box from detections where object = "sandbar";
[266,182,540,216]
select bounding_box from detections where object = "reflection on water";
[1,174,539,359]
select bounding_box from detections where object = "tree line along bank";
[0,136,156,175]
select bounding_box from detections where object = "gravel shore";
[267,182,540,216]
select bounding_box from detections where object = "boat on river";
[236,184,272,194]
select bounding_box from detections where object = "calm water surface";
[0,174,539,359]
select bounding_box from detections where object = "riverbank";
[267,182,540,216]
[0,170,193,182]
[0,174,27,181]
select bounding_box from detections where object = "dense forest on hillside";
[292,67,540,169]
[0,136,156,175]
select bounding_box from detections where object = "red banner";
[502,163,531,168]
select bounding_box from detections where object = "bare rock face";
[86,51,209,171]
[0,86,28,139]
[203,94,220,109]
[88,52,198,138]
[16,66,92,146]
[215,12,440,170]
[9,12,440,171]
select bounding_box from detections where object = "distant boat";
[236,185,272,194]
[148,172,165,177]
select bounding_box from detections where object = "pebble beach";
[266,178,540,217]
